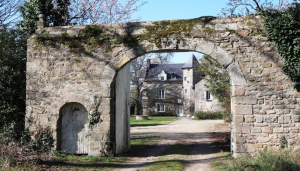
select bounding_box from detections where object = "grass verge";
[130,116,178,127]
[214,149,300,171]
[144,143,188,171]
[44,151,126,170]
[129,136,161,155]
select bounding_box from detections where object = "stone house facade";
[142,54,221,116]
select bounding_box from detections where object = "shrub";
[149,111,176,117]
[218,149,300,171]
[194,111,225,120]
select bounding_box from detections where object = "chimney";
[147,59,151,69]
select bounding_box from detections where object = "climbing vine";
[261,2,300,90]
[88,97,102,128]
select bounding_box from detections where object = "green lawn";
[130,116,178,127]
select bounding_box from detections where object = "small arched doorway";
[57,102,89,154]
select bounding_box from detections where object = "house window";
[157,104,165,112]
[185,89,187,93]
[172,73,176,79]
[206,91,211,100]
[184,77,187,81]
[158,89,165,99]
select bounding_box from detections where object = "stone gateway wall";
[26,15,300,157]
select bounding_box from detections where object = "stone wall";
[195,79,222,112]
[27,15,300,156]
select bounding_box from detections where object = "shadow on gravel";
[131,132,228,141]
[127,141,230,157]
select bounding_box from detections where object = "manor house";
[141,54,222,116]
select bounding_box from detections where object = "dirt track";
[113,117,230,171]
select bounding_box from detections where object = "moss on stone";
[34,17,214,52]
[247,21,255,26]
[134,18,208,48]
[203,27,215,34]
[226,28,235,34]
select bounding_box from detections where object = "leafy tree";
[18,0,70,36]
[261,1,300,90]
[196,55,231,122]
[0,26,27,140]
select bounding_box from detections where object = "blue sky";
[130,0,228,63]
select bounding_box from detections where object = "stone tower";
[181,54,202,116]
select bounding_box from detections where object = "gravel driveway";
[113,117,230,171]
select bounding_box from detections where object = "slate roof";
[181,54,199,69]
[145,63,184,81]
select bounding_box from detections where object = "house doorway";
[58,102,89,154]
[177,106,183,116]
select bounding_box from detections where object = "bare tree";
[130,54,149,115]
[0,0,22,25]
[130,53,174,115]
[221,0,293,16]
[67,0,147,25]
[150,53,174,64]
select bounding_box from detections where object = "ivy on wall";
[88,97,102,128]
[261,2,300,90]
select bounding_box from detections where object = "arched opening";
[114,50,238,154]
[57,102,89,154]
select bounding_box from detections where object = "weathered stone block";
[246,144,256,153]
[89,132,105,141]
[257,137,270,143]
[255,116,263,123]
[242,123,251,133]
[256,144,263,148]
[251,127,262,133]
[291,110,300,115]
[233,115,244,122]
[293,115,300,122]
[232,97,257,105]
[233,105,253,115]
[269,134,278,139]
[262,127,273,133]
[232,86,246,96]
[273,127,284,133]
[294,92,300,98]
[244,115,255,123]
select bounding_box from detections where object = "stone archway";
[57,102,89,154]
[26,16,299,157]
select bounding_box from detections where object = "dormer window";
[171,73,176,79]
[158,70,167,81]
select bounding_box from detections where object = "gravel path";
[113,117,229,171]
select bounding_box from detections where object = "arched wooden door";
[59,103,89,154]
